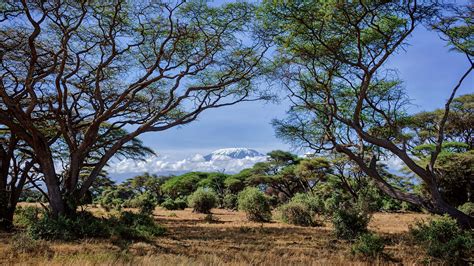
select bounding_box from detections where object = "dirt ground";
[0,207,439,265]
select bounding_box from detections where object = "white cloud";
[107,153,267,175]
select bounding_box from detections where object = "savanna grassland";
[0,206,434,265]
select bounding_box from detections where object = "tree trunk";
[0,191,14,231]
[427,182,474,229]
[336,144,474,229]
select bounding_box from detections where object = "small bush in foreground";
[238,187,272,222]
[332,207,370,240]
[458,202,474,217]
[351,233,385,258]
[28,211,109,241]
[410,215,473,262]
[14,206,43,228]
[26,211,165,241]
[188,188,217,214]
[279,201,315,227]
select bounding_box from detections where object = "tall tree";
[263,2,473,227]
[0,1,268,216]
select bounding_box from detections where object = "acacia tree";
[0,0,269,216]
[263,2,473,227]
[0,128,37,230]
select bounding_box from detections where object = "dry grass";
[0,207,437,265]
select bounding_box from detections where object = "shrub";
[279,201,315,227]
[188,188,217,214]
[14,206,43,228]
[28,211,109,241]
[111,211,165,240]
[458,202,474,217]
[332,207,370,240]
[410,215,473,262]
[291,193,322,214]
[238,187,272,222]
[223,194,238,210]
[161,198,177,210]
[351,233,385,258]
[128,192,157,215]
[27,211,165,241]
[174,197,188,210]
[160,197,187,210]
[98,188,126,211]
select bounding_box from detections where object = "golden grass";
[0,207,438,265]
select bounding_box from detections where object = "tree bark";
[336,144,474,229]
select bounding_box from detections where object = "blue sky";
[139,26,473,154]
[108,11,473,178]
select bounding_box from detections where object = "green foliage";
[223,194,238,210]
[160,197,187,210]
[188,188,217,214]
[197,173,229,197]
[410,215,473,261]
[26,211,165,241]
[112,211,166,240]
[18,190,46,203]
[161,198,177,210]
[332,206,370,240]
[13,206,43,228]
[174,197,188,210]
[238,187,272,222]
[279,201,315,227]
[225,168,253,193]
[98,186,133,211]
[127,192,157,215]
[122,173,167,202]
[161,172,209,198]
[291,193,323,214]
[413,150,473,207]
[28,212,109,241]
[351,233,385,258]
[458,202,474,217]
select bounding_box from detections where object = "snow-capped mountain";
[204,148,265,161]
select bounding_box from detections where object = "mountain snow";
[108,148,267,178]
[204,148,264,161]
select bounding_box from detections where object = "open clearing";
[0,208,435,265]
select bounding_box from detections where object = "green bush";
[410,215,473,262]
[291,193,322,214]
[458,202,474,217]
[28,211,109,241]
[188,188,217,214]
[98,187,128,211]
[174,197,188,210]
[27,211,165,241]
[127,192,157,215]
[279,201,315,227]
[238,187,272,222]
[351,233,385,258]
[332,207,370,240]
[111,211,165,240]
[14,206,43,228]
[160,197,187,210]
[161,198,177,210]
[223,194,238,210]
